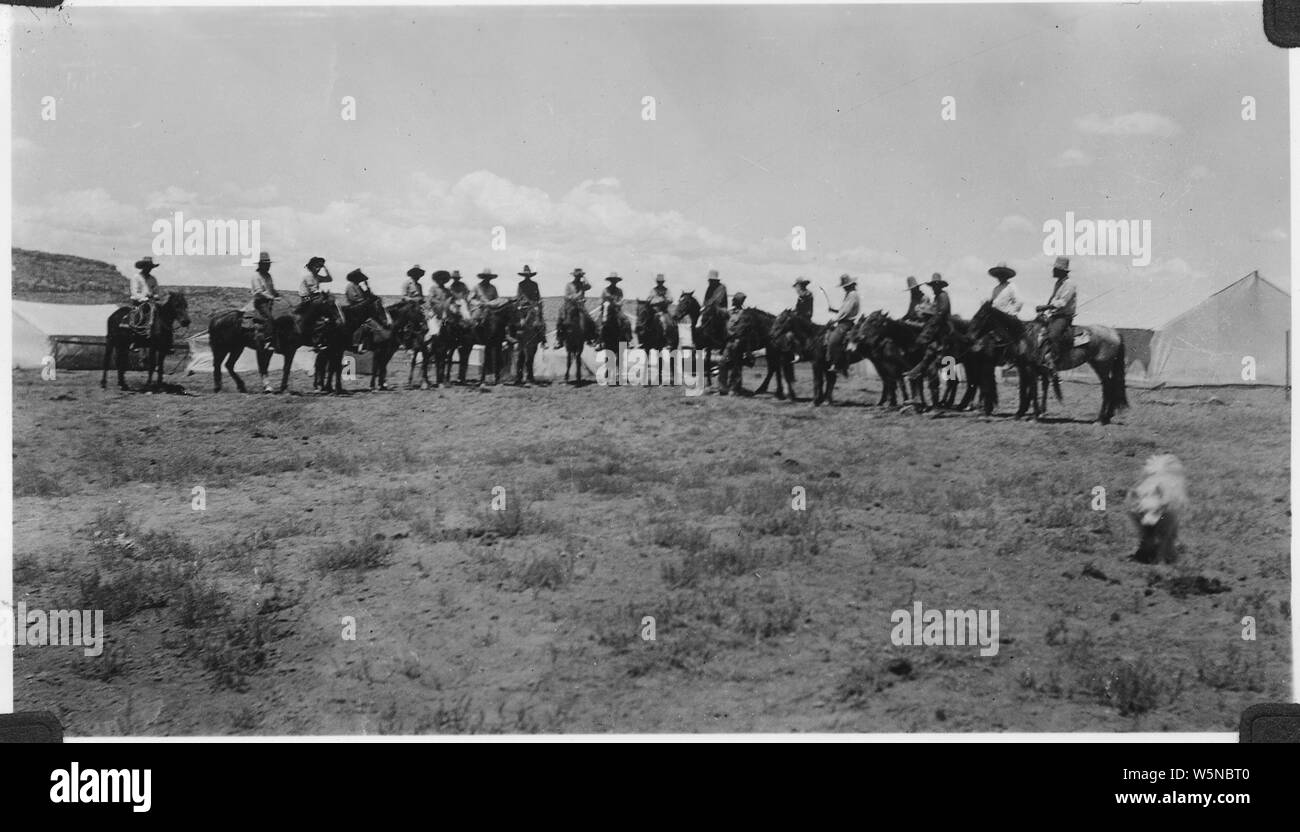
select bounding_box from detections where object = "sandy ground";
[10,362,1291,734]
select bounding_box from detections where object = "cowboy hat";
[450,270,463,280]
[134,256,160,271]
[793,277,810,287]
[733,292,747,304]
[570,267,586,277]
[706,269,720,281]
[346,269,369,283]
[255,252,272,268]
[1052,256,1070,274]
[605,272,622,282]
[477,268,497,279]
[655,274,666,283]
[430,269,451,282]
[407,265,426,278]
[928,272,948,288]
[905,276,920,292]
[838,273,857,289]
[518,265,538,278]
[988,263,1016,281]
[305,256,326,270]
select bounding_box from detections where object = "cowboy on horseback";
[516,265,541,303]
[402,265,426,305]
[702,270,727,316]
[601,273,632,343]
[903,275,932,324]
[826,274,861,372]
[297,255,336,347]
[344,268,378,353]
[793,277,813,321]
[904,272,951,382]
[249,252,279,350]
[1037,256,1076,369]
[470,268,501,328]
[447,270,472,318]
[126,256,161,335]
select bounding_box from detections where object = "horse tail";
[1110,336,1129,411]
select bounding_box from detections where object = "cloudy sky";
[10,2,1290,325]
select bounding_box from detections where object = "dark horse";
[207,303,303,394]
[429,300,475,386]
[473,300,516,386]
[313,296,395,393]
[821,311,919,407]
[510,298,547,385]
[969,302,1067,420]
[672,292,727,390]
[933,316,994,415]
[719,307,774,396]
[385,299,432,389]
[760,310,822,401]
[1027,313,1129,423]
[635,299,679,385]
[558,299,596,384]
[102,292,191,391]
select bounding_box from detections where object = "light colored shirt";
[300,269,331,300]
[1046,278,1077,317]
[251,272,277,300]
[991,281,1023,315]
[832,290,860,324]
[130,272,158,302]
[402,277,424,302]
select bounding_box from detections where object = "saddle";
[1072,328,1091,347]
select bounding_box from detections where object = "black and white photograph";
[2,0,1292,737]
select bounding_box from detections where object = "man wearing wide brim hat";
[126,256,163,331]
[402,265,427,305]
[702,269,727,317]
[296,256,337,346]
[648,273,674,316]
[793,277,813,320]
[471,268,499,311]
[1037,256,1077,369]
[248,252,280,349]
[341,268,380,353]
[904,273,953,386]
[988,262,1023,316]
[903,275,931,323]
[516,265,541,303]
[825,274,861,373]
[600,273,631,342]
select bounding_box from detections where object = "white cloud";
[1253,227,1287,243]
[1074,112,1182,137]
[996,214,1036,233]
[1052,148,1092,168]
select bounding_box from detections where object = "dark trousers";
[1045,314,1071,364]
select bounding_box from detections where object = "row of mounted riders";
[99,287,1127,424]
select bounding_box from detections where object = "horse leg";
[117,344,130,390]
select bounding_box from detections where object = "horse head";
[673,292,700,325]
[162,291,191,330]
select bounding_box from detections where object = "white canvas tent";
[1147,271,1289,386]
[1061,271,1289,387]
[12,300,121,370]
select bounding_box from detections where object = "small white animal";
[1127,454,1187,564]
